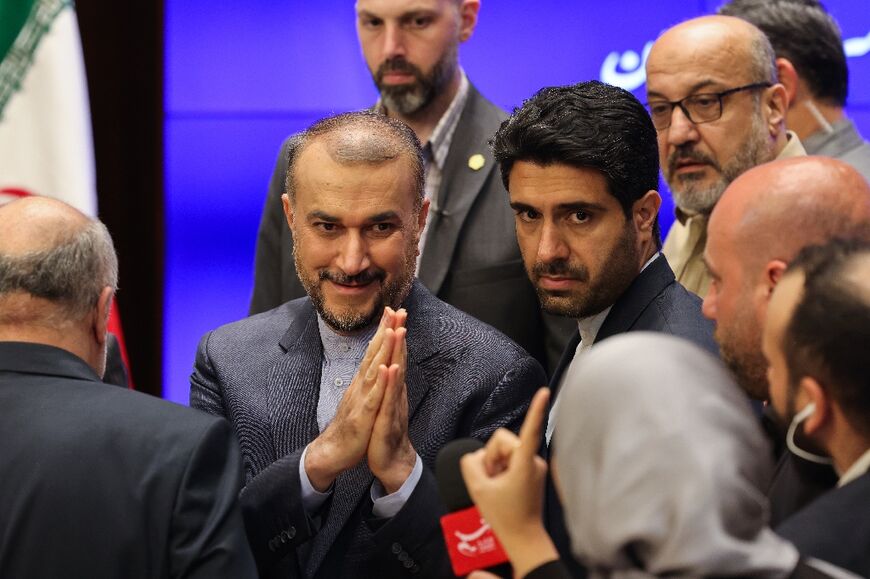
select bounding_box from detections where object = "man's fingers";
[518,387,550,459]
[394,308,407,330]
[393,327,407,385]
[360,309,391,371]
[366,329,395,382]
[364,364,390,412]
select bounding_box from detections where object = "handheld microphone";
[436,438,511,577]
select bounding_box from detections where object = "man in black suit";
[763,239,870,577]
[490,81,718,572]
[0,197,256,578]
[702,156,870,523]
[249,0,573,373]
[191,111,545,578]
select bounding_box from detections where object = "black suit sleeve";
[169,418,258,578]
[238,448,322,574]
[249,139,291,315]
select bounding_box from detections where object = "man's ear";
[776,58,799,109]
[764,82,789,136]
[282,193,295,234]
[416,199,431,250]
[458,0,480,43]
[764,259,788,297]
[799,376,829,436]
[94,287,114,347]
[633,190,661,237]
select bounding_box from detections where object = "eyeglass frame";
[645,82,773,130]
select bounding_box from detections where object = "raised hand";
[304,309,397,491]
[367,308,417,494]
[460,388,558,578]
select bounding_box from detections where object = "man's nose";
[382,23,406,59]
[537,221,570,264]
[665,105,700,147]
[336,232,372,276]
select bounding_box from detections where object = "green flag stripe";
[0,0,37,63]
[0,0,71,119]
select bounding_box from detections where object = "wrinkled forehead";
[355,0,455,17]
[646,27,754,98]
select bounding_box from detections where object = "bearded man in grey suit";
[191,111,545,578]
[249,0,573,373]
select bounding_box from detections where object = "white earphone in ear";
[786,402,833,465]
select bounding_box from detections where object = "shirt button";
[391,542,402,554]
[334,378,343,386]
[341,343,350,352]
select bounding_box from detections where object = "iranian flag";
[0,0,132,385]
[0,0,95,212]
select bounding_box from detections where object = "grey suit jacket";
[0,342,256,579]
[190,281,546,578]
[544,254,718,576]
[248,85,574,373]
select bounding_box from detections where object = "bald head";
[0,197,118,324]
[283,111,425,210]
[648,15,777,86]
[711,156,870,272]
[646,16,787,216]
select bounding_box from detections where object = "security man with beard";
[249,0,573,374]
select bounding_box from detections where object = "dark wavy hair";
[784,238,870,437]
[491,80,661,246]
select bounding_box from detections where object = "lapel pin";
[468,153,485,171]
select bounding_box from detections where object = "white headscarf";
[553,333,799,578]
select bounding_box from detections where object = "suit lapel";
[596,254,675,342]
[402,282,438,421]
[418,86,502,295]
[268,300,322,459]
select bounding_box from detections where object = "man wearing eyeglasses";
[645,15,805,298]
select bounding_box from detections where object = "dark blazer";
[190,281,546,579]
[0,341,255,579]
[544,255,718,575]
[776,470,870,577]
[247,84,574,373]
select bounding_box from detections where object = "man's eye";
[315,222,337,232]
[360,17,383,29]
[515,209,539,222]
[648,102,671,117]
[369,223,395,235]
[570,211,590,224]
[408,16,431,29]
[690,95,718,109]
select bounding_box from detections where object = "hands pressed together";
[461,388,560,579]
[305,307,417,494]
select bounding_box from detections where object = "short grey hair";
[746,24,778,84]
[283,111,425,211]
[0,220,119,319]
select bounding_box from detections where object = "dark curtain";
[76,2,164,397]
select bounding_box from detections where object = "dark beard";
[532,222,641,319]
[293,241,417,334]
[374,42,457,116]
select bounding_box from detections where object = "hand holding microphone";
[459,388,559,579]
